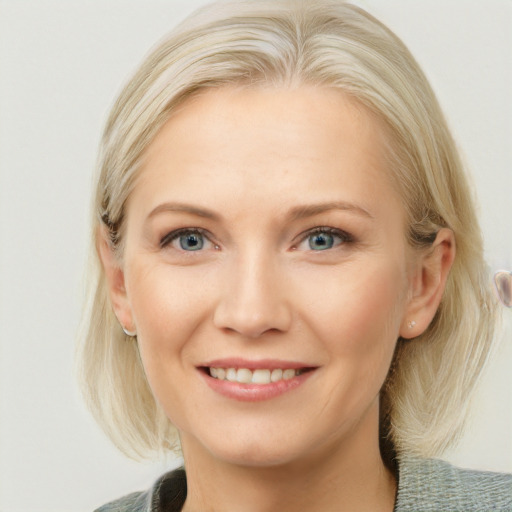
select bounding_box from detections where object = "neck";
[180,408,396,512]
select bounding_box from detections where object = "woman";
[78,1,512,510]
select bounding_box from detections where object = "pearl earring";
[408,320,417,329]
[122,326,137,337]
[494,270,512,307]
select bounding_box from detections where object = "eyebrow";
[146,200,373,223]
[147,202,221,221]
[287,201,374,221]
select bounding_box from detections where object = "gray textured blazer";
[95,457,512,511]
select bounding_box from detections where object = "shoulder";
[396,456,512,512]
[94,468,187,512]
[95,491,149,512]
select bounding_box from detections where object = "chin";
[216,446,301,468]
[193,427,323,469]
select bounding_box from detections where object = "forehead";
[147,85,387,158]
[132,85,403,225]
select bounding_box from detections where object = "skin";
[100,86,455,512]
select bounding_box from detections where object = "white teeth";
[209,367,303,384]
[226,368,237,382]
[252,369,271,384]
[270,369,283,382]
[283,369,296,380]
[236,368,252,384]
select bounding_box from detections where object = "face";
[113,86,419,468]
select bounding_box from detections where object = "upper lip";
[200,358,317,370]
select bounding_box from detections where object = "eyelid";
[160,227,215,250]
[293,226,354,250]
[158,226,353,251]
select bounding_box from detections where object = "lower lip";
[201,370,315,402]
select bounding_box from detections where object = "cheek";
[301,262,407,370]
[126,263,211,362]
[123,263,212,428]
[285,262,408,435]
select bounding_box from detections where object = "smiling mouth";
[204,367,313,385]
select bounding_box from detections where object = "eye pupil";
[179,233,204,251]
[309,232,334,250]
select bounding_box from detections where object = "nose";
[213,252,292,338]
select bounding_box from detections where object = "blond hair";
[77,0,498,460]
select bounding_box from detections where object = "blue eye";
[179,232,204,251]
[308,232,335,250]
[295,227,352,252]
[161,229,214,252]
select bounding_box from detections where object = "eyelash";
[159,226,354,252]
[160,228,216,250]
[294,227,354,251]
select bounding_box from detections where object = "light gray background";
[0,1,511,511]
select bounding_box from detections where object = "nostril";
[213,279,293,334]
[213,304,292,339]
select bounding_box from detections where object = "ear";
[400,228,456,339]
[97,226,136,333]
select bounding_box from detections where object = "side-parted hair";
[77,0,498,460]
